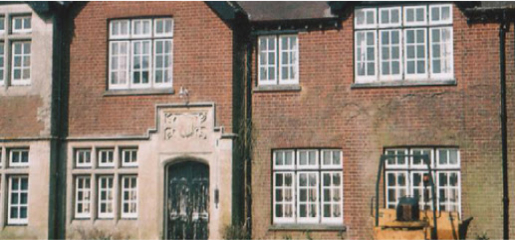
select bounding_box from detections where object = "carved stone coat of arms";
[163,112,208,140]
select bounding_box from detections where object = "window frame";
[278,34,299,85]
[403,28,428,80]
[11,15,31,34]
[378,29,403,81]
[296,171,319,224]
[0,41,5,85]
[429,4,453,25]
[8,175,28,225]
[121,148,138,167]
[257,34,299,86]
[97,175,114,219]
[378,7,401,28]
[272,149,344,225]
[429,27,454,79]
[354,4,454,84]
[8,148,29,167]
[320,171,343,224]
[74,176,92,219]
[384,147,461,214]
[98,149,115,168]
[121,175,138,219]
[354,8,377,29]
[75,149,92,168]
[10,41,31,86]
[403,5,427,26]
[108,17,174,90]
[354,30,377,82]
[0,16,5,35]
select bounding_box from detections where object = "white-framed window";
[384,148,408,169]
[379,7,401,28]
[8,176,28,224]
[355,30,376,81]
[354,4,453,83]
[384,147,461,214]
[272,149,343,225]
[121,175,138,218]
[108,18,173,90]
[75,149,92,168]
[0,42,4,85]
[121,148,138,167]
[0,13,32,86]
[321,149,343,169]
[75,176,91,218]
[11,15,31,34]
[9,148,29,167]
[98,149,114,167]
[297,150,318,169]
[98,176,114,218]
[0,16,5,34]
[11,41,31,85]
[273,150,295,170]
[404,6,427,26]
[385,171,408,208]
[355,8,377,29]
[258,35,298,86]
[429,5,452,25]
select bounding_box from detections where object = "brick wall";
[67,2,234,137]
[251,4,511,239]
[0,96,44,138]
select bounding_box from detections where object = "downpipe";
[499,15,509,240]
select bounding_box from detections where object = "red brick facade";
[251,5,515,239]
[68,2,235,137]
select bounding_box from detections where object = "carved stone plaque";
[163,112,208,140]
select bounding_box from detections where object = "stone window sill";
[351,79,456,89]
[253,84,301,93]
[104,88,174,96]
[269,224,347,231]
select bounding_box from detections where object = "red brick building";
[240,2,515,240]
[62,2,247,239]
[1,1,515,240]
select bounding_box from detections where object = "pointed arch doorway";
[166,161,209,240]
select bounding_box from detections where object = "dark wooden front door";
[167,161,209,240]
